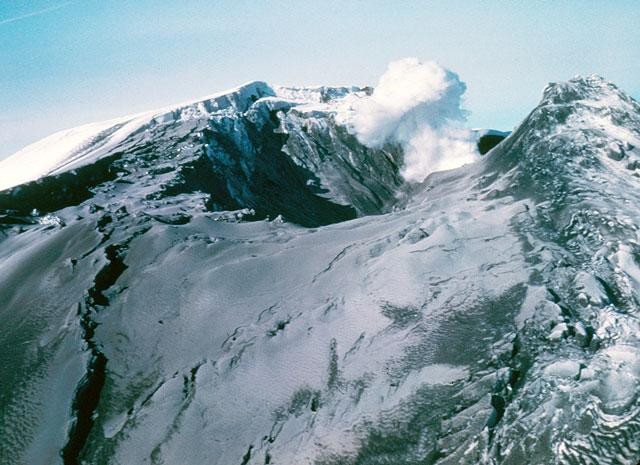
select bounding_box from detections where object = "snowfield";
[1,74,640,465]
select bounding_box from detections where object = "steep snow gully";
[2,72,640,465]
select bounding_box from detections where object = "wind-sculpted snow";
[472,75,640,464]
[0,81,276,192]
[1,75,640,465]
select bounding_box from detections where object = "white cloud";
[343,58,478,182]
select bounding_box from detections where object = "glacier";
[1,74,640,465]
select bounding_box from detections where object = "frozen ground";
[1,75,640,464]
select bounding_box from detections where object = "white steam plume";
[344,58,478,182]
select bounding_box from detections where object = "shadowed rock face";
[477,132,508,155]
[2,76,640,465]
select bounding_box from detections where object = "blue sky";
[1,0,639,159]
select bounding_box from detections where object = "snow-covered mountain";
[0,82,411,227]
[1,74,640,465]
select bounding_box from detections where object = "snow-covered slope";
[0,82,274,191]
[1,75,640,465]
[0,82,372,192]
[0,81,408,227]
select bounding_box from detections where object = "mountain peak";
[540,74,637,110]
